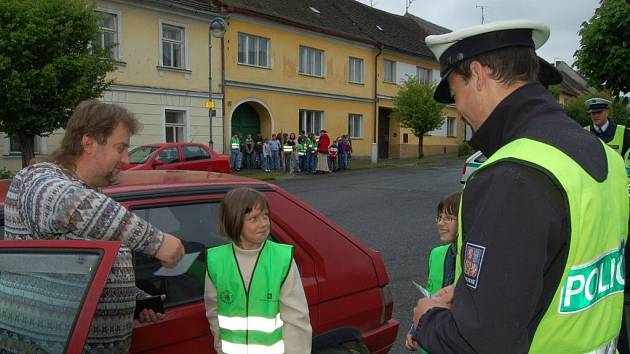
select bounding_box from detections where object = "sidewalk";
[232,154,463,181]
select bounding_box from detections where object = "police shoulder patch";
[463,242,486,289]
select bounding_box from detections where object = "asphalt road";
[274,158,463,354]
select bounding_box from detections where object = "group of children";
[203,186,460,353]
[230,131,352,174]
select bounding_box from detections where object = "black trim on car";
[312,327,364,352]
[109,184,274,202]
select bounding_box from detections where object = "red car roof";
[136,142,208,148]
[0,172,267,206]
[104,170,268,195]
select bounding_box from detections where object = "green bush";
[458,142,473,157]
[0,167,13,179]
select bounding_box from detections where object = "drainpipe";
[221,34,227,154]
[372,45,383,164]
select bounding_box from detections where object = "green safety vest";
[231,136,241,150]
[427,244,451,295]
[456,138,627,353]
[298,143,306,156]
[206,240,293,354]
[306,139,315,152]
[584,124,625,154]
[282,143,292,153]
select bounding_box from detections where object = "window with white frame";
[447,117,456,137]
[349,57,364,83]
[299,46,324,77]
[96,12,118,59]
[238,33,270,68]
[5,135,43,155]
[161,24,185,68]
[417,67,431,84]
[299,110,324,135]
[384,59,396,83]
[348,114,363,138]
[165,110,186,142]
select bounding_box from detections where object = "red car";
[123,142,231,174]
[0,171,398,353]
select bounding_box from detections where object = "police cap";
[585,98,611,113]
[425,20,562,103]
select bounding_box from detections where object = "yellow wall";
[224,17,374,99]
[99,0,213,92]
[225,87,374,156]
[376,51,439,98]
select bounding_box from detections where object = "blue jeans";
[271,150,280,170]
[284,154,292,172]
[230,149,240,170]
[307,152,317,173]
[262,155,270,170]
[338,153,346,170]
[299,155,307,172]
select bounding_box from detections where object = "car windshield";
[0,250,101,354]
[129,146,159,164]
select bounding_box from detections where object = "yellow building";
[0,0,466,172]
[216,0,465,160]
[1,0,226,173]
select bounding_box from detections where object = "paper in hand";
[412,280,431,298]
[154,252,200,277]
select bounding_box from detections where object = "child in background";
[328,138,338,172]
[262,138,271,172]
[405,191,461,352]
[204,187,312,353]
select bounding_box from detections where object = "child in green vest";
[405,191,461,352]
[204,187,312,353]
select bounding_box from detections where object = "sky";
[355,0,601,66]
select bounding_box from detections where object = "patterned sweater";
[1,163,164,353]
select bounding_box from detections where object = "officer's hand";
[405,333,418,351]
[434,284,455,306]
[413,297,450,328]
[155,233,185,268]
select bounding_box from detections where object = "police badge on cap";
[425,20,562,103]
[585,98,611,113]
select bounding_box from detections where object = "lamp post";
[208,17,226,149]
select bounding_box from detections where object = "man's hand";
[136,295,166,324]
[412,285,455,326]
[155,233,185,268]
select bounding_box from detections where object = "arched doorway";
[231,103,260,139]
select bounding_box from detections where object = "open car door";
[0,240,121,354]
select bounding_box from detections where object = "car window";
[0,250,102,353]
[156,147,179,164]
[183,145,210,162]
[129,146,159,164]
[132,202,229,307]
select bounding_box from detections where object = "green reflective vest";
[207,240,293,354]
[282,143,292,153]
[297,143,306,156]
[456,138,627,353]
[584,124,625,154]
[427,244,451,295]
[231,136,241,150]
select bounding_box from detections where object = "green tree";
[392,77,445,158]
[0,0,114,168]
[563,92,630,127]
[574,0,630,96]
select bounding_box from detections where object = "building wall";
[225,87,373,156]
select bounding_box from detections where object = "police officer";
[410,20,628,353]
[585,98,630,159]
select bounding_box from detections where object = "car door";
[152,147,181,170]
[0,240,121,354]
[127,195,226,353]
[180,144,212,172]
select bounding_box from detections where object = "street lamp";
[208,17,226,149]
